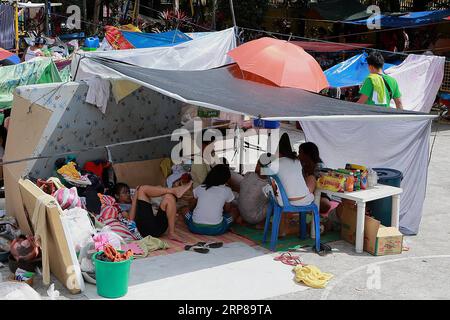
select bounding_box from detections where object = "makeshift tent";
[292,42,373,53]
[324,53,446,113]
[0,47,20,64]
[0,57,64,109]
[72,27,236,104]
[185,32,214,39]
[385,54,445,113]
[121,30,192,48]
[104,26,192,49]
[347,10,450,28]
[324,53,397,88]
[72,59,433,236]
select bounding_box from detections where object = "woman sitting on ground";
[128,182,192,241]
[264,133,315,206]
[298,142,331,213]
[184,164,239,236]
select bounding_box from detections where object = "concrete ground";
[1,122,449,300]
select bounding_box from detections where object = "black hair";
[278,133,297,160]
[34,37,46,45]
[217,157,229,167]
[299,142,323,165]
[0,126,7,149]
[113,183,130,197]
[202,164,231,190]
[367,51,384,69]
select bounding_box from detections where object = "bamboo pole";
[14,0,19,53]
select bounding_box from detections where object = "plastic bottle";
[355,170,361,191]
[360,170,368,190]
[368,169,378,187]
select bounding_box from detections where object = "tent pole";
[44,0,49,36]
[14,0,19,54]
[229,0,237,29]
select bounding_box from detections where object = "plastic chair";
[262,175,321,252]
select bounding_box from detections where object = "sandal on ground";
[192,241,223,249]
[313,243,332,256]
[204,241,223,249]
[273,252,304,266]
[184,242,210,254]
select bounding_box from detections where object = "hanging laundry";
[0,5,15,50]
[85,78,110,114]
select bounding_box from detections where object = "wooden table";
[313,184,403,253]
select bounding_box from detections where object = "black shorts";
[134,200,168,237]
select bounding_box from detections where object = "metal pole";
[44,0,49,36]
[82,0,87,29]
[229,0,237,29]
[211,0,217,30]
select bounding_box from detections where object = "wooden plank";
[18,179,82,294]
[4,95,53,235]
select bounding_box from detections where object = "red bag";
[10,236,40,262]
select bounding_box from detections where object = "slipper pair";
[313,243,332,256]
[184,241,223,254]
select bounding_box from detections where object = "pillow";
[53,187,82,210]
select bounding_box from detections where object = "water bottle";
[368,169,378,188]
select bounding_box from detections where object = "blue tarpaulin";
[324,53,397,88]
[346,10,450,28]
[121,30,192,48]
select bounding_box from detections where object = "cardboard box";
[340,200,403,256]
[279,213,300,237]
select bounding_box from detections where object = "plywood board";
[113,158,166,187]
[18,179,82,294]
[3,95,53,234]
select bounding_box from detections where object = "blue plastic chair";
[262,175,321,252]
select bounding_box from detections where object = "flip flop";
[184,242,210,254]
[313,243,332,256]
[204,242,223,249]
[273,252,304,266]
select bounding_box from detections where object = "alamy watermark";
[170,120,281,173]
[367,5,381,30]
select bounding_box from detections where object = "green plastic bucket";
[93,251,133,299]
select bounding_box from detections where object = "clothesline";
[238,26,412,57]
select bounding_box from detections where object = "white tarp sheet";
[386,54,445,113]
[301,118,432,235]
[71,27,236,81]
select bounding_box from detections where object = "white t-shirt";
[267,157,310,200]
[193,185,235,225]
[24,47,42,61]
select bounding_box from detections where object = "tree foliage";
[217,0,269,29]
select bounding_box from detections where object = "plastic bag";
[93,226,123,252]
[0,282,41,300]
[78,236,96,273]
[47,284,60,300]
[60,207,95,253]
